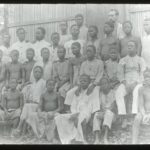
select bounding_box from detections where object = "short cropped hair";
[10,49,19,55]
[89,25,99,34]
[109,9,119,16]
[70,24,78,30]
[46,79,56,86]
[71,42,81,49]
[16,27,25,34]
[33,65,43,74]
[41,47,50,56]
[79,74,91,81]
[87,45,96,54]
[57,45,66,53]
[37,27,46,35]
[75,14,84,19]
[123,20,132,27]
[51,32,59,39]
[105,21,114,29]
[26,48,35,55]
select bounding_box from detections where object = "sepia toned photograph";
[0,4,149,145]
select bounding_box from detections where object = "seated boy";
[104,45,120,90]
[26,79,60,143]
[52,45,70,113]
[4,49,25,91]
[0,78,23,135]
[69,42,85,88]
[23,48,36,85]
[132,69,150,144]
[14,66,46,137]
[115,40,146,128]
[93,77,116,144]
[55,74,100,144]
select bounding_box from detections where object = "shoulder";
[119,56,127,64]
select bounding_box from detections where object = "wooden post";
[3,4,8,34]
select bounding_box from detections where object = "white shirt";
[49,45,59,62]
[0,45,11,64]
[59,34,72,46]
[11,40,32,63]
[32,39,51,62]
[142,34,150,68]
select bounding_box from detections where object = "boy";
[52,45,70,113]
[32,27,51,62]
[104,45,120,90]
[69,42,85,88]
[79,45,104,96]
[115,40,146,128]
[64,24,86,58]
[0,78,23,135]
[30,47,52,82]
[23,48,36,84]
[14,66,46,137]
[5,49,25,90]
[55,74,100,144]
[27,79,60,142]
[132,69,150,144]
[75,14,88,41]
[120,21,142,58]
[99,21,120,61]
[93,77,116,144]
[59,21,71,46]
[11,28,32,63]
[49,32,60,62]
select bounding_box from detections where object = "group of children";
[0,11,149,144]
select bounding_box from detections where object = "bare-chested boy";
[120,21,142,58]
[93,77,116,144]
[5,50,25,90]
[52,45,70,113]
[23,48,36,85]
[132,69,150,144]
[27,79,60,142]
[99,21,120,61]
[0,78,23,135]
[69,42,85,88]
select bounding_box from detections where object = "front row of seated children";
[0,39,147,144]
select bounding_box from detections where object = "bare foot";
[104,138,108,144]
[94,139,100,144]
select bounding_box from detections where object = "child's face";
[109,49,118,60]
[51,34,60,45]
[108,11,118,23]
[41,48,50,60]
[9,79,17,90]
[33,67,42,80]
[35,29,44,41]
[71,44,80,56]
[57,47,65,59]
[11,51,19,62]
[60,23,67,32]
[46,81,55,92]
[86,46,95,59]
[80,76,90,89]
[71,26,79,37]
[75,16,83,26]
[88,27,97,37]
[104,24,113,34]
[123,23,132,35]
[144,21,150,34]
[128,42,136,56]
[26,50,34,60]
[17,29,25,41]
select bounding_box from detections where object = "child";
[49,32,60,62]
[104,45,120,90]
[86,25,100,58]
[52,45,70,113]
[30,47,53,82]
[93,77,116,144]
[99,21,120,61]
[69,42,85,88]
[27,79,60,143]
[132,69,150,144]
[64,24,86,58]
[59,21,71,46]
[120,21,142,58]
[14,66,46,137]
[5,49,25,90]
[115,40,146,128]
[55,74,100,144]
[23,48,36,84]
[79,45,104,96]
[0,78,23,135]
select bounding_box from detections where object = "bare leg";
[132,113,142,144]
[94,131,101,144]
[81,119,88,144]
[104,126,109,144]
